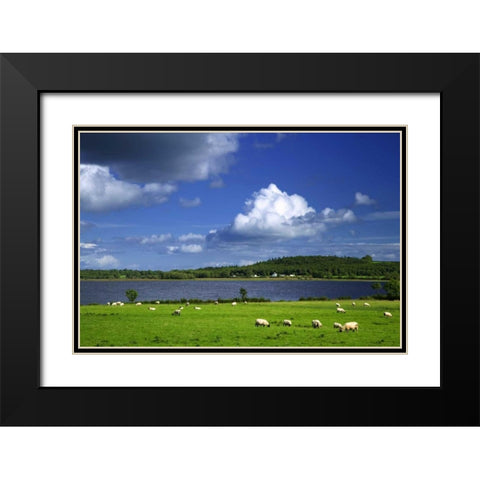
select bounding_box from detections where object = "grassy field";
[79,300,401,348]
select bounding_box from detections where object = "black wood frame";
[0,54,478,425]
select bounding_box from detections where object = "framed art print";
[1,54,478,425]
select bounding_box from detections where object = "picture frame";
[1,53,478,425]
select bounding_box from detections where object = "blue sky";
[79,131,401,270]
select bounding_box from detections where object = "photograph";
[76,126,405,351]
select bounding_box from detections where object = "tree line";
[80,254,400,281]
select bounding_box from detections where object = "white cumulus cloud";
[231,183,317,238]
[355,192,376,206]
[80,164,177,212]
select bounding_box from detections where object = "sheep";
[335,302,341,307]
[107,302,111,306]
[214,300,219,305]
[352,301,356,307]
[194,306,201,310]
[255,318,270,327]
[148,307,156,311]
[364,302,371,307]
[179,306,184,310]
[283,319,292,327]
[119,302,124,306]
[312,319,322,328]
[333,322,343,329]
[383,312,392,318]
[232,302,237,306]
[172,309,181,316]
[155,301,160,304]
[136,302,142,306]
[186,302,190,306]
[336,307,346,313]
[339,322,359,332]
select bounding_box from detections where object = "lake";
[80,280,385,305]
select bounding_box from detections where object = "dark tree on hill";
[371,282,382,292]
[239,288,248,302]
[125,289,138,303]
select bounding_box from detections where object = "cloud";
[81,253,120,268]
[363,211,400,221]
[80,220,96,231]
[178,233,206,242]
[230,183,317,238]
[95,255,120,267]
[355,192,376,206]
[81,132,239,184]
[80,242,98,249]
[180,244,203,253]
[80,164,177,212]
[207,184,356,245]
[179,197,201,208]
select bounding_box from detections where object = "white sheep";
[155,301,160,304]
[335,302,341,307]
[339,322,359,332]
[172,309,181,316]
[186,302,190,306]
[255,318,270,327]
[336,307,346,313]
[312,319,322,328]
[352,302,356,307]
[119,302,124,306]
[364,302,371,307]
[148,307,156,311]
[136,302,142,306]
[383,312,392,318]
[194,306,201,310]
[232,302,237,306]
[333,322,343,329]
[214,300,219,305]
[283,319,292,327]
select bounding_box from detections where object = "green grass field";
[79,300,401,348]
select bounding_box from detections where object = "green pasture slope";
[80,300,401,348]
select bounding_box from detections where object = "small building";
[271,272,278,278]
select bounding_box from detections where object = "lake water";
[80,280,385,305]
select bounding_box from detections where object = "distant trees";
[80,255,400,281]
[125,289,138,303]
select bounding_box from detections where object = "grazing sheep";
[119,302,124,306]
[232,302,237,306]
[172,309,181,316]
[135,302,142,306]
[383,312,392,318]
[214,300,219,305]
[255,318,270,327]
[364,302,371,307]
[155,301,160,304]
[312,319,322,328]
[186,302,190,306]
[148,307,156,311]
[336,307,346,313]
[339,322,359,332]
[194,306,201,310]
[107,302,111,306]
[244,301,248,304]
[333,322,343,329]
[179,306,184,310]
[352,302,356,307]
[283,319,292,327]
[335,302,341,307]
